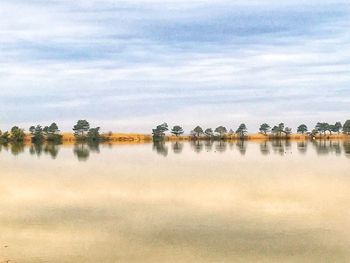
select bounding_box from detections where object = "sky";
[0,0,349,133]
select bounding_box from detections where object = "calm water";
[0,140,350,262]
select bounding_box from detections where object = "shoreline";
[18,132,350,144]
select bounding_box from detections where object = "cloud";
[0,0,349,132]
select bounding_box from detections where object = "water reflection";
[87,141,100,153]
[0,143,9,153]
[236,140,247,155]
[153,141,168,157]
[10,142,25,156]
[343,140,350,157]
[191,140,204,153]
[73,144,90,161]
[43,143,60,159]
[271,140,287,155]
[72,142,102,161]
[1,140,350,263]
[297,141,307,154]
[204,140,213,152]
[172,142,184,154]
[215,141,227,153]
[29,143,60,159]
[260,141,270,155]
[0,140,350,160]
[312,140,342,156]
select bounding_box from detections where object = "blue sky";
[0,0,349,133]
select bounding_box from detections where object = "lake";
[0,140,350,262]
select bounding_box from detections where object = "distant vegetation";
[152,123,169,141]
[0,119,348,145]
[0,120,108,145]
[151,120,350,141]
[73,120,106,142]
[29,123,62,143]
[171,125,184,137]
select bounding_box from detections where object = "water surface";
[0,140,350,262]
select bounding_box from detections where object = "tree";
[278,123,285,137]
[32,125,44,143]
[73,120,90,137]
[204,128,213,138]
[329,124,336,135]
[284,127,292,135]
[10,126,25,142]
[73,144,90,161]
[236,123,248,138]
[193,126,204,137]
[152,123,168,140]
[47,123,62,142]
[87,127,101,141]
[315,122,329,135]
[310,129,319,137]
[48,123,59,134]
[214,126,227,138]
[0,131,10,143]
[29,126,36,135]
[343,120,350,135]
[259,123,270,135]
[271,123,289,137]
[332,122,342,134]
[315,122,322,134]
[271,125,279,135]
[297,124,308,134]
[43,126,49,135]
[171,125,184,137]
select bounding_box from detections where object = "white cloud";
[0,0,349,132]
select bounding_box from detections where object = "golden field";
[22,132,350,144]
[62,133,152,143]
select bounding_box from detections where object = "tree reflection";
[10,142,25,156]
[236,140,247,155]
[172,142,184,154]
[228,140,235,150]
[297,141,308,154]
[204,140,213,152]
[29,142,44,157]
[29,142,60,159]
[312,140,330,155]
[310,140,343,156]
[215,141,227,153]
[343,141,350,157]
[260,141,270,155]
[43,143,60,159]
[153,141,168,157]
[330,141,342,155]
[0,139,349,159]
[0,143,9,153]
[191,140,204,153]
[87,141,100,153]
[285,140,291,152]
[74,143,90,161]
[271,140,286,155]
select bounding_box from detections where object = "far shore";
[19,132,350,144]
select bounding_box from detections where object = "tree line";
[0,120,106,144]
[152,120,350,141]
[0,119,349,144]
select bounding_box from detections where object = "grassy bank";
[60,133,152,143]
[20,132,350,145]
